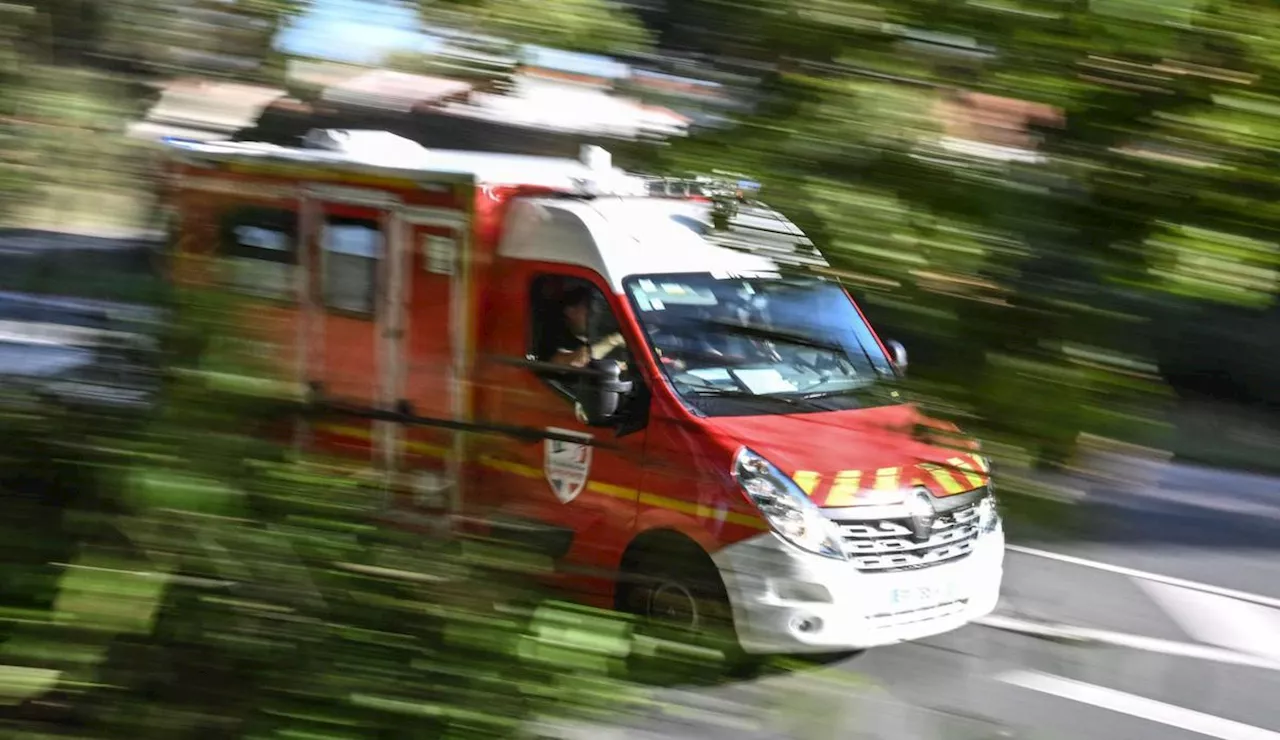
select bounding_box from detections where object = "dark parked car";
[0,229,168,416]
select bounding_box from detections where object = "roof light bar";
[641,173,762,201]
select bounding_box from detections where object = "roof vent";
[301,129,430,166]
[301,128,345,151]
[580,144,611,172]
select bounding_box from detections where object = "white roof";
[164,130,827,285]
[164,130,648,192]
[498,197,794,293]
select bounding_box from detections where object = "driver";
[544,285,625,368]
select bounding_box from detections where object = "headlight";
[732,447,846,560]
[975,494,1000,533]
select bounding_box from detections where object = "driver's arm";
[550,345,591,367]
[589,332,625,360]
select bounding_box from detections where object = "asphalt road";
[543,454,1280,740]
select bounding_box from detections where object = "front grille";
[836,500,982,573]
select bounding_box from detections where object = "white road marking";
[977,614,1280,672]
[997,670,1280,740]
[1137,580,1280,663]
[1007,545,1280,610]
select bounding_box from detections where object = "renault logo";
[906,488,936,543]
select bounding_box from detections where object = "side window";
[527,274,632,400]
[323,218,382,317]
[220,207,296,301]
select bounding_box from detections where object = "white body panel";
[497,197,782,293]
[713,524,1005,654]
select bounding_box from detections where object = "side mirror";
[886,339,908,375]
[575,359,634,427]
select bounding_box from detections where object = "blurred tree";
[18,0,310,82]
[637,0,1280,471]
[0,287,681,737]
[379,47,517,90]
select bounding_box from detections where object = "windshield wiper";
[684,386,817,409]
[801,382,899,402]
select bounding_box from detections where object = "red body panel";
[687,406,988,507]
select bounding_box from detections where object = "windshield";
[623,271,899,416]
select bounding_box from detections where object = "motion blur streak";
[2,0,1280,738]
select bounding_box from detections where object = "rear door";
[302,187,390,465]
[300,183,470,522]
[398,208,470,518]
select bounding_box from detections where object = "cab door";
[472,264,649,605]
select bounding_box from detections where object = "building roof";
[138,78,287,139]
[320,69,473,113]
[441,76,690,138]
[520,45,630,80]
[934,91,1063,151]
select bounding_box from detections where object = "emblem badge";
[544,428,593,504]
[905,488,936,543]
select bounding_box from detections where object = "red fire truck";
[161,129,1004,656]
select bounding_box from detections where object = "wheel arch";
[615,526,722,611]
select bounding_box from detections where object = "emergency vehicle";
[161,129,1004,656]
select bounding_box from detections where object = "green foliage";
[644,0,1280,474]
[34,0,310,81]
[0,287,724,738]
[0,63,155,228]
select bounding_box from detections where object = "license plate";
[887,580,959,611]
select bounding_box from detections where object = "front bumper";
[711,524,1004,654]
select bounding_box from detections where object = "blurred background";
[3,0,1280,737]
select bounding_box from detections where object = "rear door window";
[322,218,382,317]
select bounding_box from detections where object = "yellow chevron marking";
[792,470,821,497]
[920,463,967,494]
[971,454,990,473]
[873,467,900,491]
[825,470,862,507]
[948,457,988,490]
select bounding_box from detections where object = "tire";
[617,537,763,683]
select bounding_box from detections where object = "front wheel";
[618,542,762,682]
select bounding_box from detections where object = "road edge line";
[995,669,1280,740]
[977,614,1280,671]
[1006,545,1280,610]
